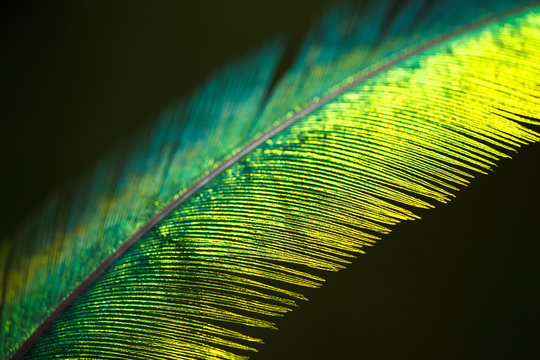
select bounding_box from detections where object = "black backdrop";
[1,1,539,358]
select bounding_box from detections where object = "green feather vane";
[1,0,539,358]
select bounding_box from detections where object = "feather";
[1,0,540,359]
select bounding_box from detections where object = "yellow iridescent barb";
[15,7,540,360]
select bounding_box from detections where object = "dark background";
[1,1,539,358]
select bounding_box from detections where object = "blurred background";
[1,0,539,358]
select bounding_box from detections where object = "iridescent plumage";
[2,0,539,359]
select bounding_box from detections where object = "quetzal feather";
[1,0,540,358]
